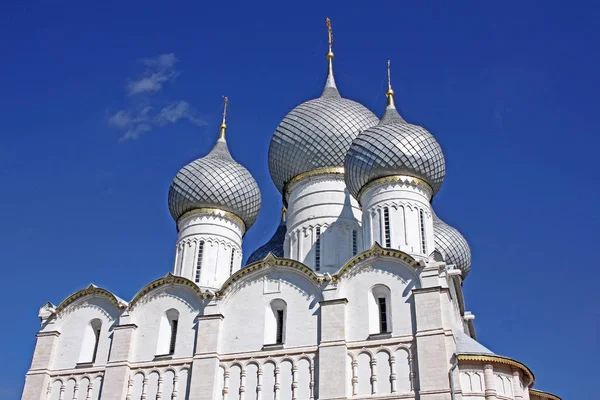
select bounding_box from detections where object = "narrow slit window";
[419,209,426,254]
[378,297,388,333]
[383,207,391,247]
[229,248,235,275]
[195,241,204,283]
[276,309,284,344]
[91,327,101,363]
[169,319,178,355]
[352,230,358,256]
[315,227,321,271]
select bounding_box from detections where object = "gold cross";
[326,18,333,47]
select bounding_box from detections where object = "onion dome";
[344,61,445,200]
[433,211,472,277]
[168,98,261,230]
[268,18,378,193]
[246,208,287,265]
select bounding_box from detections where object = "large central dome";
[268,40,378,193]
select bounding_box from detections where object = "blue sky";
[1,1,598,398]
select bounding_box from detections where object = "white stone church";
[21,20,560,400]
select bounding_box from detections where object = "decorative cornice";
[457,354,535,387]
[358,174,433,202]
[55,284,126,314]
[217,253,322,297]
[335,242,421,280]
[113,324,138,330]
[129,273,210,309]
[197,313,225,321]
[319,298,348,306]
[529,389,562,400]
[284,167,345,197]
[36,330,60,338]
[178,207,245,231]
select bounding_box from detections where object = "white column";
[157,375,164,400]
[370,358,378,395]
[390,355,397,393]
[257,367,263,400]
[73,383,80,400]
[141,377,148,400]
[274,367,280,400]
[291,365,298,400]
[171,374,179,400]
[351,359,359,396]
[223,370,230,400]
[483,364,497,400]
[240,367,246,400]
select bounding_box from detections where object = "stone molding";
[55,284,127,314]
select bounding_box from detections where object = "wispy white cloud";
[110,102,205,142]
[108,54,206,141]
[127,53,178,95]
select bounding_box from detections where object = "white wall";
[219,268,322,354]
[51,296,120,370]
[129,285,205,362]
[338,259,420,341]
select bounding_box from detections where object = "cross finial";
[219,96,229,139]
[326,18,334,59]
[386,60,395,107]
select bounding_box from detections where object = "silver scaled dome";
[168,128,261,230]
[344,71,445,200]
[433,212,472,277]
[246,210,287,265]
[268,53,378,193]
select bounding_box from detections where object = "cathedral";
[21,19,560,400]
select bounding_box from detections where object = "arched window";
[264,299,287,345]
[352,230,358,256]
[156,309,180,356]
[194,241,204,284]
[79,319,102,364]
[369,285,392,335]
[383,207,391,247]
[229,248,235,276]
[314,227,321,271]
[419,209,426,254]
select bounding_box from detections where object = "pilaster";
[189,313,224,400]
[317,298,348,400]
[412,286,452,399]
[102,323,137,399]
[483,364,498,400]
[21,330,60,400]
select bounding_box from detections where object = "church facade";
[21,20,560,400]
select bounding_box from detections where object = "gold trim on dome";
[456,354,535,387]
[178,207,245,230]
[217,253,322,297]
[336,242,422,280]
[358,175,433,201]
[55,284,125,314]
[284,167,345,194]
[529,389,562,400]
[129,273,210,308]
